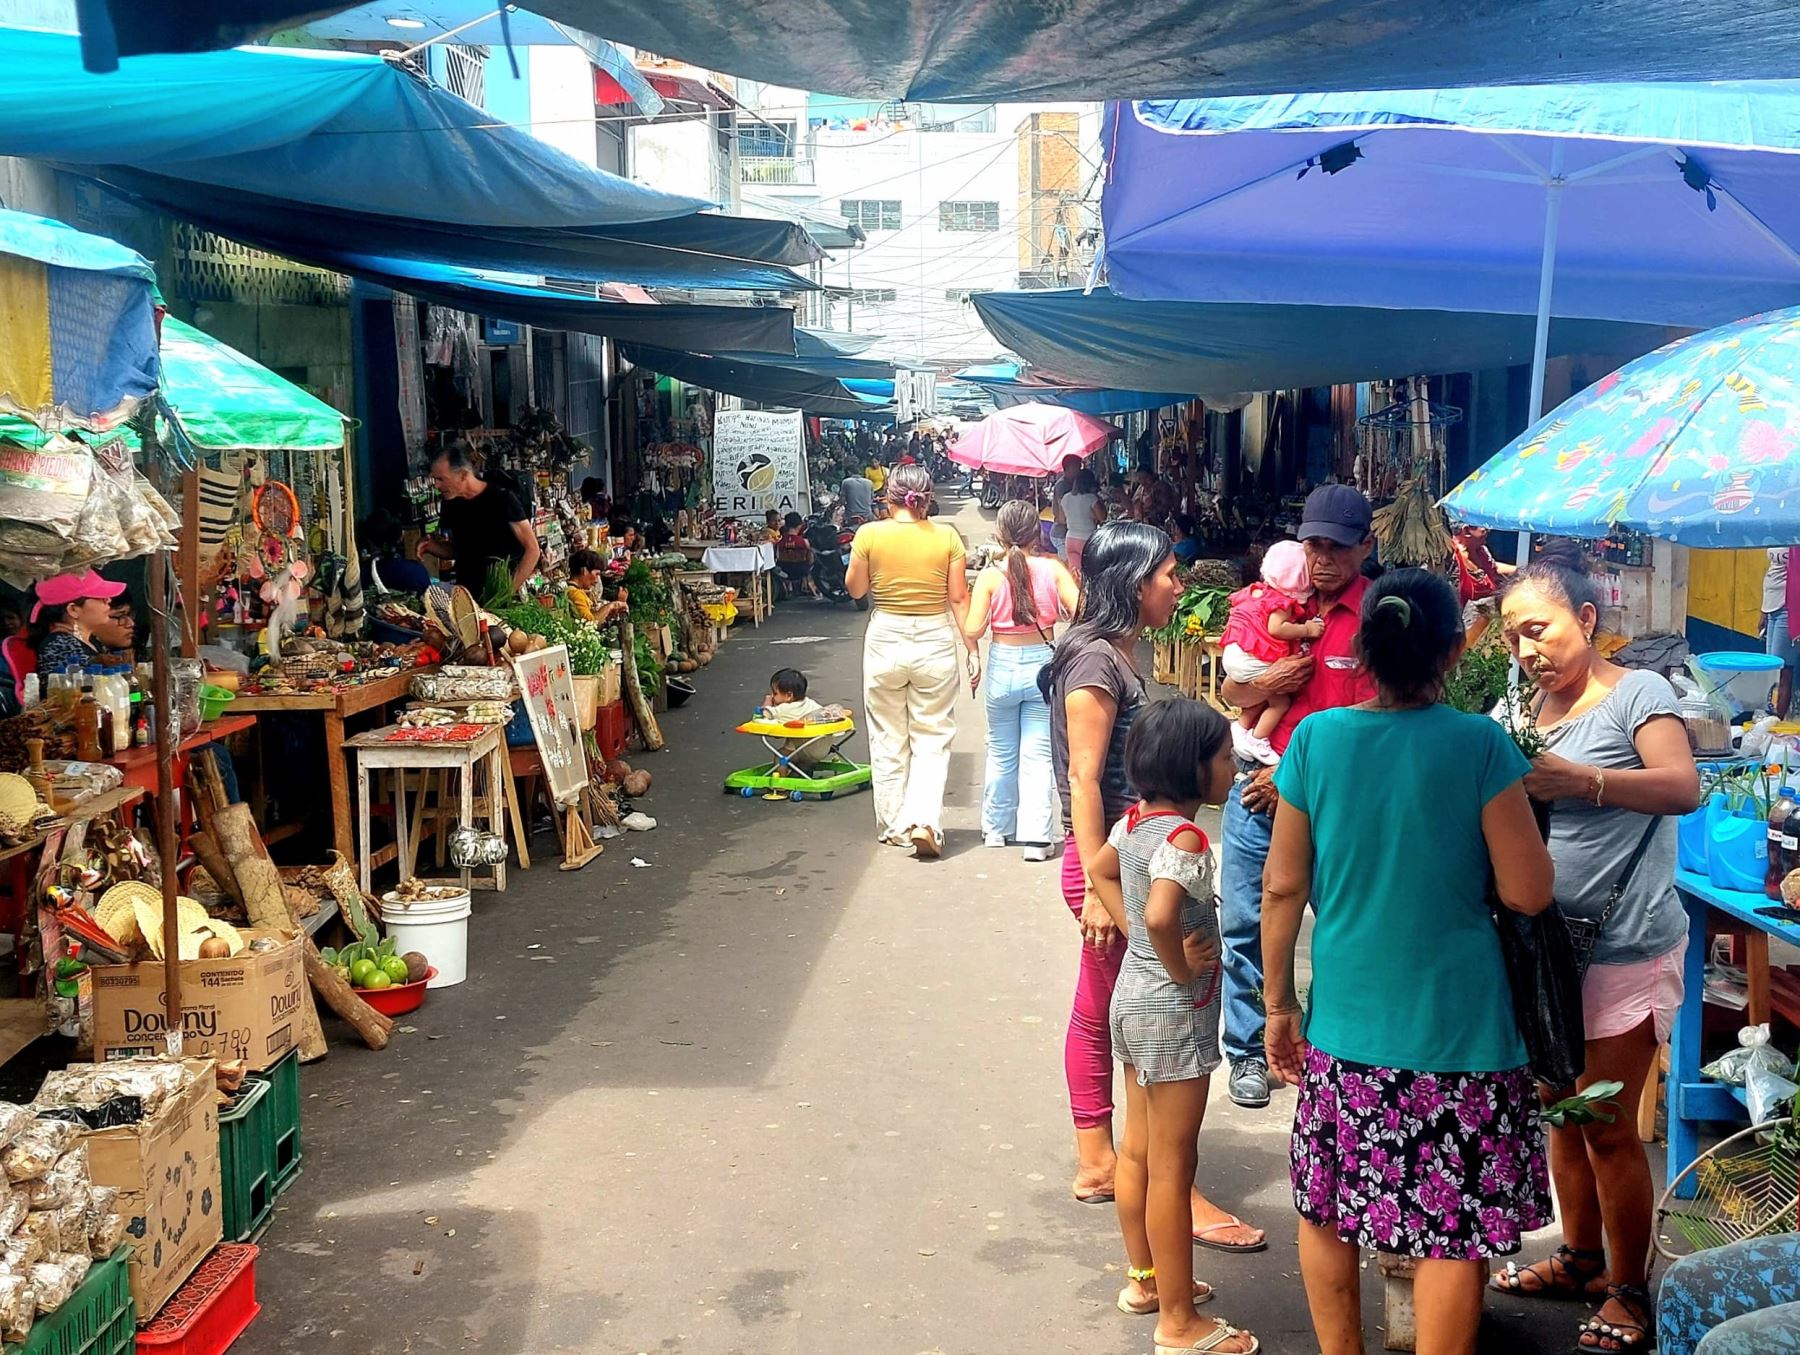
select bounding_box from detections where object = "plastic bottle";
[20,674,39,709]
[74,695,103,763]
[1767,785,1799,899]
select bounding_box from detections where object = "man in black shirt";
[416,443,541,596]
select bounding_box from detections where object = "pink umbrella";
[947,403,1119,477]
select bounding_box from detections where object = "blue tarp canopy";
[351,262,796,353]
[954,358,1191,415]
[971,287,1672,398]
[295,2,667,116]
[4,27,820,291]
[74,1,1800,101]
[619,345,886,416]
[1103,86,1800,329]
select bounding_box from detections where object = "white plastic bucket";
[380,888,472,988]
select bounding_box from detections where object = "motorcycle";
[805,509,869,609]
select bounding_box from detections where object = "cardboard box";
[596,658,622,708]
[84,1058,222,1319]
[91,930,306,1072]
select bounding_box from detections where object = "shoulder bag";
[1494,813,1662,1088]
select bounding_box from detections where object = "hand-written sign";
[711,409,810,517]
[511,644,589,806]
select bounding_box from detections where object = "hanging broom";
[1372,477,1454,573]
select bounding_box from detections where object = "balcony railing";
[740,157,816,186]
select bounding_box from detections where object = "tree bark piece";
[302,936,391,1050]
[616,616,664,751]
[188,831,243,909]
[213,803,329,1060]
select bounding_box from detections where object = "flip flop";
[1192,1216,1268,1254]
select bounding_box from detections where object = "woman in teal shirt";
[1263,568,1555,1355]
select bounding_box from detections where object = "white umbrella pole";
[1519,140,1568,567]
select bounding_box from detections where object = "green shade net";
[1,314,347,451]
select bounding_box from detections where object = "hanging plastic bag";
[1700,1023,1796,1087]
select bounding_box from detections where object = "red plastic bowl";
[357,967,436,1015]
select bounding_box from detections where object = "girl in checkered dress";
[1088,697,1259,1355]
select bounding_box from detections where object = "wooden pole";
[148,550,183,1053]
[178,465,200,659]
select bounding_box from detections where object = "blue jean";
[981,642,1057,845]
[1766,607,1794,667]
[1219,776,1272,1064]
[1660,1235,1800,1355]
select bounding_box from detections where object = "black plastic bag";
[34,1095,143,1129]
[1494,903,1587,1089]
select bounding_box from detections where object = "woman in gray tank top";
[1490,560,1702,1353]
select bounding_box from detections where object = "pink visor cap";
[31,570,126,621]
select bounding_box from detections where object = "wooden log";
[212,804,292,930]
[615,616,664,751]
[302,935,392,1050]
[188,831,243,909]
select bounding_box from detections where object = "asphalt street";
[247,492,1604,1355]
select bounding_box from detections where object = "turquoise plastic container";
[1707,804,1768,893]
[1677,796,1719,875]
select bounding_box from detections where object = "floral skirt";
[1291,1045,1552,1260]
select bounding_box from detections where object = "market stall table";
[105,713,257,855]
[1666,868,1800,1195]
[346,722,508,894]
[231,668,434,861]
[0,785,147,939]
[700,542,777,626]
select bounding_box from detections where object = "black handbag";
[1494,814,1662,1088]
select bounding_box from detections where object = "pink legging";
[1062,831,1123,1129]
[1066,536,1087,579]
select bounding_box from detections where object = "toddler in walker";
[760,668,833,769]
[1220,539,1324,765]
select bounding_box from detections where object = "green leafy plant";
[495,603,609,675]
[632,628,665,696]
[1149,585,1233,645]
[1446,642,1511,716]
[480,560,516,612]
[1496,679,1549,760]
[621,559,673,628]
[1543,1080,1625,1128]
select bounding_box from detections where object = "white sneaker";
[1229,721,1260,762]
[983,831,1007,849]
[1021,843,1055,862]
[1242,731,1280,766]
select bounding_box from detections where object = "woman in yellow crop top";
[845,464,976,859]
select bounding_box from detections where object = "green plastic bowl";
[199,683,236,722]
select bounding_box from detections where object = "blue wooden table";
[1668,869,1799,1195]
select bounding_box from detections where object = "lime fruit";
[349,959,378,987]
[382,956,411,984]
[365,970,393,990]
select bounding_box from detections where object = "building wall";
[742,96,1099,367]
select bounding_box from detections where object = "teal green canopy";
[157,316,346,451]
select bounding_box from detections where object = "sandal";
[1116,1265,1215,1315]
[1192,1215,1268,1254]
[1491,1245,1607,1299]
[1577,1284,1653,1351]
[1155,1318,1260,1354]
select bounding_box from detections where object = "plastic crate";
[13,1246,134,1355]
[135,1244,259,1355]
[247,1051,300,1195]
[216,1081,272,1244]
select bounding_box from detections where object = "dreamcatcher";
[246,475,310,657]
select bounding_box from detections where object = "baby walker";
[723,712,872,801]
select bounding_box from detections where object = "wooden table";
[105,714,257,857]
[701,543,777,626]
[346,723,507,895]
[233,668,433,862]
[1666,869,1800,1195]
[0,786,147,939]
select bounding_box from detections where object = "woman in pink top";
[965,500,1079,861]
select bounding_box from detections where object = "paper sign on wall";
[711,409,810,517]
[511,644,589,806]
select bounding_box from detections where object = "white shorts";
[1222,644,1273,685]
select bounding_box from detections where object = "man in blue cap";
[1217,484,1378,1108]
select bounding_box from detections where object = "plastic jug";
[1678,796,1721,876]
[1708,805,1769,893]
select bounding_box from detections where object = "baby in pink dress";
[1220,540,1325,765]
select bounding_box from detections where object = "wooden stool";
[349,724,509,894]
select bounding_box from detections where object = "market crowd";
[839,457,1792,1355]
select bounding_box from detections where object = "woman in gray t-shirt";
[1490,561,1701,1354]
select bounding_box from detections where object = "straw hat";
[95,881,162,947]
[0,775,36,825]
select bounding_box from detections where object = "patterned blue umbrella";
[1443,307,1800,547]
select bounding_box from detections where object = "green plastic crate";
[218,1079,273,1243]
[248,1050,301,1195]
[10,1246,133,1355]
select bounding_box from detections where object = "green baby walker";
[723,713,872,801]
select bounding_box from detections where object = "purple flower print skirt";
[1290,1045,1552,1260]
